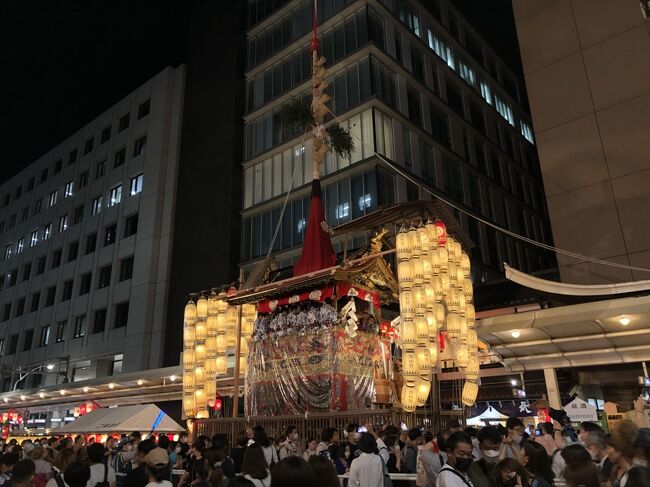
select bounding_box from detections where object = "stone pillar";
[544,368,561,409]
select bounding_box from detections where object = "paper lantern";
[445,288,460,313]
[216,296,228,313]
[205,336,217,356]
[183,326,195,348]
[183,372,195,391]
[208,292,219,315]
[195,344,206,363]
[460,253,471,277]
[466,304,476,328]
[207,315,218,337]
[416,315,429,341]
[411,255,424,285]
[422,258,432,284]
[432,276,443,300]
[398,260,413,292]
[195,321,207,342]
[458,291,466,313]
[456,343,469,368]
[183,349,195,368]
[416,377,431,406]
[400,290,414,319]
[459,317,468,337]
[433,221,447,245]
[216,355,227,375]
[408,226,421,256]
[196,296,208,319]
[195,408,209,419]
[425,221,439,251]
[240,337,249,354]
[216,333,227,353]
[440,272,450,295]
[413,285,426,314]
[205,357,217,377]
[216,313,227,334]
[438,247,449,272]
[226,328,237,348]
[448,262,458,289]
[463,278,474,301]
[72,408,80,418]
[401,318,417,344]
[428,340,438,364]
[239,355,247,375]
[430,247,440,273]
[467,330,478,350]
[426,311,437,339]
[184,300,197,325]
[434,303,446,330]
[402,349,418,382]
[446,236,457,260]
[194,366,206,385]
[462,381,479,406]
[401,384,417,412]
[183,396,195,417]
[243,303,256,321]
[396,228,411,260]
[416,345,431,374]
[466,355,480,381]
[205,378,216,400]
[447,313,461,338]
[424,284,435,309]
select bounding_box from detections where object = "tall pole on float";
[232,269,244,418]
[311,0,329,181]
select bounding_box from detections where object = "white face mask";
[513,434,523,445]
[483,449,500,458]
[175,447,182,454]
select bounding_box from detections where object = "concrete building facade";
[513,0,650,283]
[0,66,185,390]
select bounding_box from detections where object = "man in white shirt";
[436,432,474,487]
[349,433,385,487]
[87,443,116,487]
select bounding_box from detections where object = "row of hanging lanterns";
[182,292,256,418]
[396,219,479,411]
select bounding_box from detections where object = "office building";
[241,0,555,296]
[513,1,650,283]
[0,66,185,391]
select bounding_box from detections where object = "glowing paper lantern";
[416,345,431,374]
[196,296,208,319]
[239,355,247,375]
[408,226,421,256]
[447,313,461,338]
[413,285,426,314]
[183,397,195,417]
[460,253,471,277]
[402,349,418,382]
[466,304,476,329]
[467,330,478,350]
[456,343,469,368]
[195,322,207,342]
[216,333,227,354]
[466,355,480,381]
[396,228,411,261]
[398,260,414,292]
[183,326,195,348]
[205,357,217,377]
[194,366,206,385]
[434,303,446,330]
[205,336,217,355]
[216,313,227,334]
[195,344,206,363]
[416,377,431,406]
[426,311,437,338]
[184,300,197,325]
[433,221,447,245]
[438,247,449,272]
[400,290,414,319]
[183,349,195,368]
[428,340,438,364]
[463,278,474,301]
[216,355,227,375]
[402,319,417,345]
[207,316,218,337]
[462,381,479,406]
[416,316,429,341]
[401,384,417,412]
[208,292,219,316]
[425,221,439,251]
[411,255,424,286]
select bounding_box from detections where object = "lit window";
[495,96,515,126]
[16,239,23,254]
[58,215,68,232]
[48,190,58,207]
[130,173,143,195]
[64,180,74,198]
[480,81,493,105]
[42,223,52,240]
[336,202,350,220]
[30,231,38,247]
[91,196,102,215]
[521,121,535,144]
[4,244,11,260]
[358,194,372,211]
[109,185,122,207]
[427,29,455,70]
[297,218,306,233]
[459,61,476,87]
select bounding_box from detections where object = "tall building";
[513,1,650,283]
[241,0,555,297]
[0,66,185,391]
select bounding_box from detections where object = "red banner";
[336,283,380,308]
[257,286,335,313]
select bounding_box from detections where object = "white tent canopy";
[467,405,510,426]
[56,404,184,434]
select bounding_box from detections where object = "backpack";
[94,464,109,487]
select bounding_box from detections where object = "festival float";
[181,2,484,429]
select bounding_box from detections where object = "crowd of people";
[0,400,649,487]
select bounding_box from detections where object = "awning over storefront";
[478,294,650,371]
[56,404,184,434]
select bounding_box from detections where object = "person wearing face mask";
[582,429,612,482]
[606,420,638,487]
[519,441,552,487]
[278,426,302,460]
[503,418,526,460]
[496,458,534,487]
[344,424,361,467]
[471,426,502,486]
[533,424,558,457]
[436,432,474,487]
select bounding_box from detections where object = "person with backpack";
[436,432,474,487]
[112,441,134,487]
[87,443,116,487]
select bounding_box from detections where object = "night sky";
[0,0,520,185]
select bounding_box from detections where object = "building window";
[114,148,126,168]
[55,320,66,343]
[34,198,42,215]
[118,113,130,132]
[480,80,493,105]
[8,270,17,287]
[8,214,15,230]
[495,95,515,126]
[30,292,40,312]
[0,339,4,356]
[84,138,94,154]
[39,325,50,347]
[124,214,138,238]
[42,222,52,240]
[459,61,476,87]
[2,303,11,321]
[111,354,123,374]
[95,160,105,179]
[8,335,18,355]
[130,173,143,195]
[23,330,34,351]
[44,286,55,307]
[64,180,74,198]
[22,263,31,281]
[98,265,111,289]
[15,239,23,254]
[91,196,102,215]
[138,99,150,119]
[54,159,62,174]
[62,280,73,301]
[85,233,97,254]
[15,185,22,199]
[73,315,85,338]
[68,149,78,165]
[73,205,84,225]
[427,29,455,70]
[108,185,122,206]
[21,207,28,222]
[48,190,58,208]
[104,224,117,246]
[133,136,147,157]
[15,298,25,317]
[51,249,62,269]
[79,273,92,295]
[521,121,535,144]
[114,302,129,329]
[67,241,79,262]
[36,256,46,275]
[58,215,68,232]
[27,177,34,191]
[406,86,421,127]
[93,309,107,334]
[429,103,451,147]
[119,256,134,281]
[78,171,89,189]
[101,126,111,143]
[41,168,48,183]
[4,244,11,260]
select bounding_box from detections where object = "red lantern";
[86,402,93,413]
[379,321,389,336]
[16,415,23,424]
[433,221,447,245]
[208,399,215,408]
[226,287,237,297]
[79,404,87,415]
[10,412,16,422]
[214,398,222,411]
[1,425,8,438]
[2,413,8,423]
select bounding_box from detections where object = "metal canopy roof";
[477,294,650,372]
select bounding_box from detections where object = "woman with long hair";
[307,456,339,487]
[240,443,271,487]
[607,420,638,487]
[252,426,278,468]
[563,461,600,487]
[520,441,553,486]
[270,457,315,487]
[496,458,534,487]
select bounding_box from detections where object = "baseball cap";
[143,447,169,468]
